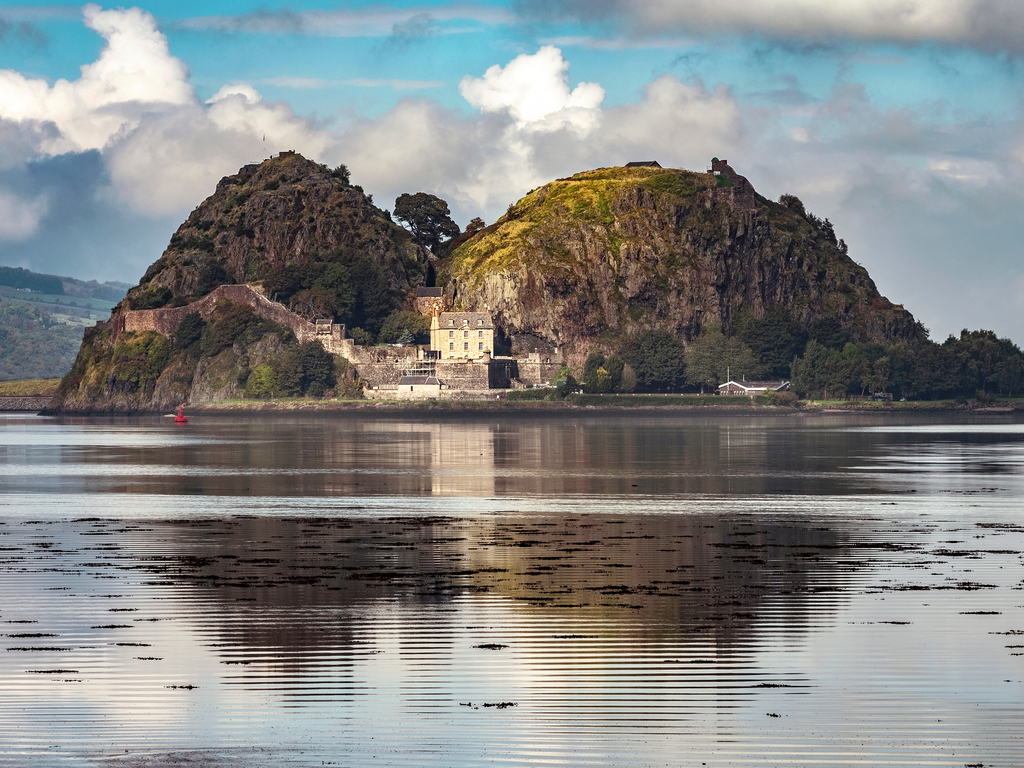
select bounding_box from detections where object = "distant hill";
[0,265,131,303]
[0,300,82,381]
[0,266,129,381]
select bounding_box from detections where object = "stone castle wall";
[515,354,562,386]
[117,284,355,357]
[116,283,553,393]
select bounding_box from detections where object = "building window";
[449,320,454,326]
[478,330,483,338]
[478,320,483,325]
[478,342,483,351]
[463,342,469,351]
[449,342,454,351]
[463,330,468,338]
[448,330,453,338]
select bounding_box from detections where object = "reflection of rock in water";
[47,415,889,501]
[121,514,858,664]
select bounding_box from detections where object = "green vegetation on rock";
[442,164,921,363]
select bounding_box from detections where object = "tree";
[349,257,393,335]
[377,310,431,345]
[175,312,204,349]
[583,351,606,393]
[622,330,687,392]
[244,364,277,398]
[393,192,461,253]
[863,356,891,396]
[738,305,806,378]
[290,287,338,320]
[465,217,486,235]
[995,354,1024,397]
[685,326,762,392]
[297,341,335,397]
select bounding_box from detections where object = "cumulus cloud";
[107,88,333,216]
[0,6,335,219]
[0,4,192,154]
[0,190,47,241]
[340,48,740,220]
[519,0,1024,54]
[459,45,604,131]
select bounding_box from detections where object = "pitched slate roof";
[439,312,493,329]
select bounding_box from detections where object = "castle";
[115,284,562,400]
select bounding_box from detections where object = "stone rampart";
[515,353,561,386]
[117,284,355,358]
[115,284,529,395]
[364,387,503,401]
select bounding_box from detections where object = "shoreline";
[28,396,1024,417]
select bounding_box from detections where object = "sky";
[1,1,1023,344]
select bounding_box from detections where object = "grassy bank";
[0,378,61,397]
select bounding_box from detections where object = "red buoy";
[174,403,188,424]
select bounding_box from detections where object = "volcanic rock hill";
[51,153,431,413]
[50,153,923,412]
[125,151,429,311]
[441,162,921,357]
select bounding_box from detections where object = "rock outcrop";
[441,162,922,362]
[50,152,429,413]
[51,154,925,412]
[124,151,428,310]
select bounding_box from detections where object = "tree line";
[570,308,1023,401]
[0,266,64,296]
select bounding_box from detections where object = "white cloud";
[206,83,262,105]
[339,49,741,222]
[107,90,333,217]
[0,190,47,241]
[459,46,604,132]
[0,6,335,219]
[530,0,1024,54]
[0,4,192,154]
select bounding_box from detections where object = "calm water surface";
[1,411,1023,767]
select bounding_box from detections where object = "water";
[1,411,1023,767]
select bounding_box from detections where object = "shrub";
[109,332,171,391]
[132,286,172,310]
[775,391,799,407]
[175,312,204,350]
[349,327,374,346]
[244,364,277,398]
[378,310,431,345]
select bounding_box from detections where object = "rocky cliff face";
[125,151,428,310]
[51,156,925,412]
[51,152,426,413]
[441,164,921,359]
